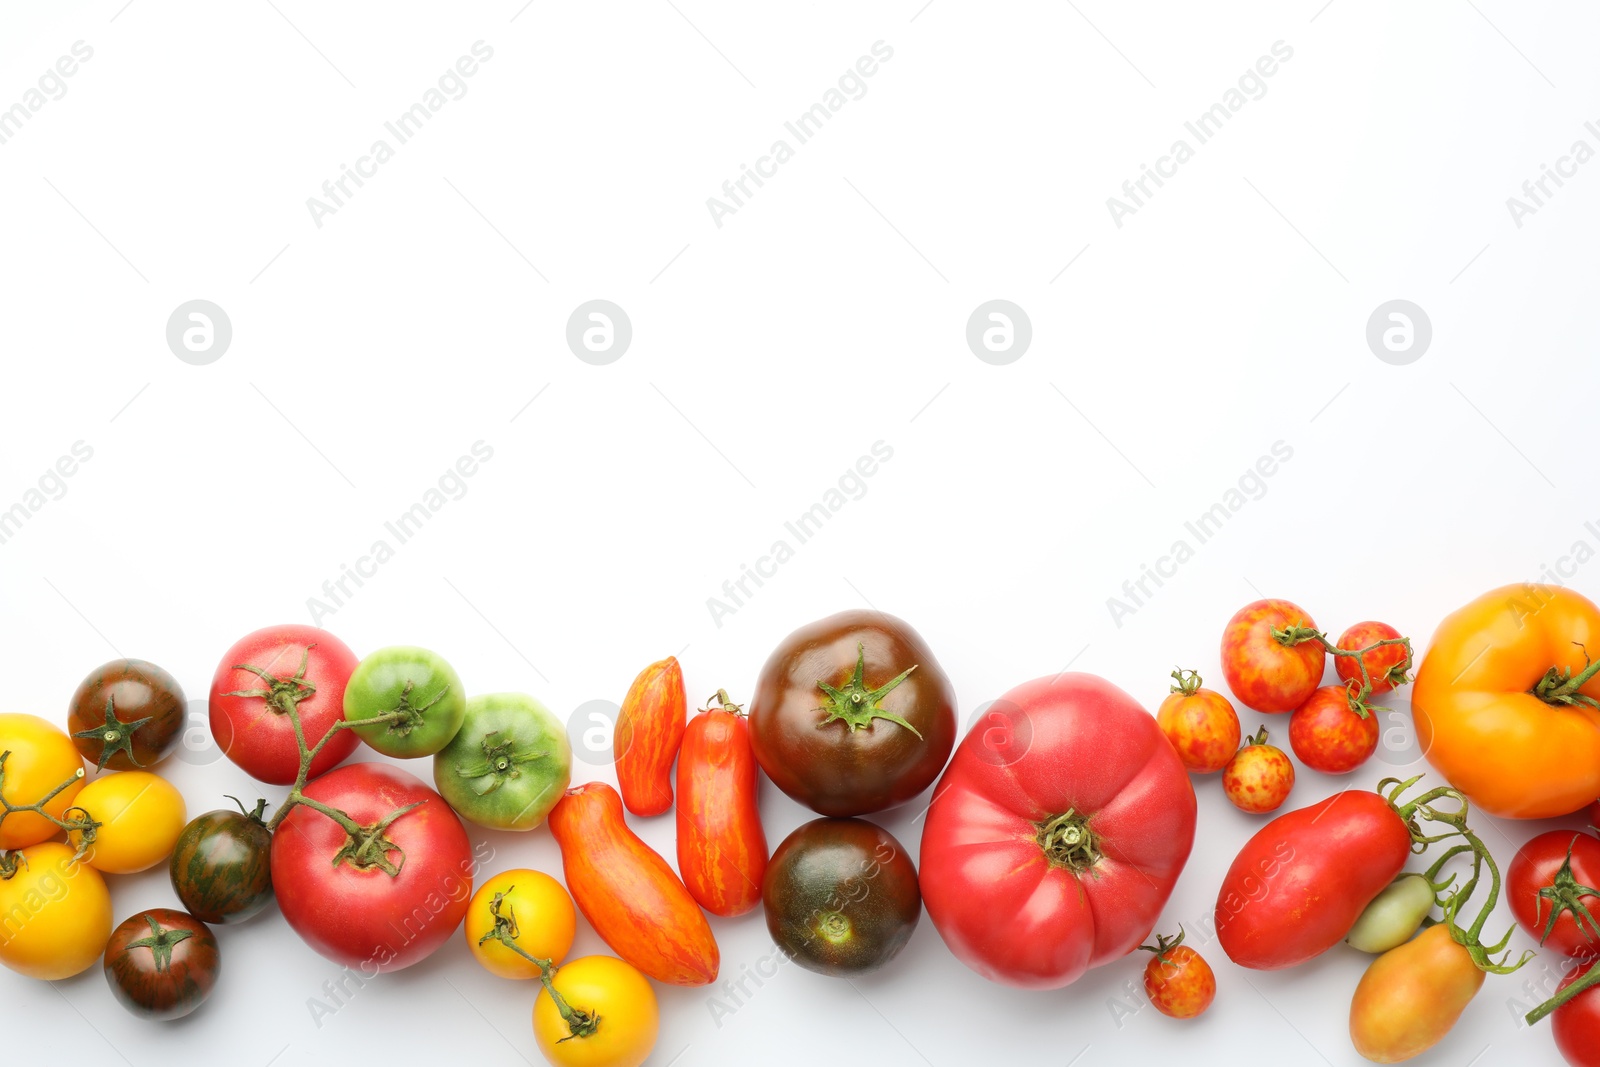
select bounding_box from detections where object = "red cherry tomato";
[1220,599,1326,713]
[1223,727,1294,814]
[1288,685,1379,774]
[1554,960,1600,1067]
[1156,669,1240,775]
[209,625,359,785]
[1335,621,1410,695]
[1508,830,1600,958]
[1141,931,1216,1019]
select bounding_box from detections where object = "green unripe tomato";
[1345,873,1436,954]
[343,646,467,758]
[434,693,572,830]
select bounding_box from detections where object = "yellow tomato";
[0,713,86,850]
[0,841,113,979]
[1349,923,1485,1062]
[533,956,659,1067]
[466,868,576,980]
[68,771,186,873]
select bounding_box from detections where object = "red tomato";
[1222,728,1295,814]
[270,763,473,972]
[1508,830,1600,958]
[1335,620,1410,695]
[1591,800,1600,828]
[1220,599,1325,712]
[1155,669,1240,774]
[1215,788,1412,970]
[1554,960,1600,1067]
[210,625,359,785]
[1288,685,1379,774]
[1141,931,1216,1020]
[919,673,1197,989]
[676,692,767,917]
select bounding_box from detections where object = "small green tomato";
[1345,873,1436,954]
[343,646,467,758]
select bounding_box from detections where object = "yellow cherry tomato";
[0,713,86,850]
[0,841,113,979]
[533,955,659,1067]
[466,868,576,980]
[68,771,187,873]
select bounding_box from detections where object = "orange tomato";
[0,714,86,850]
[1220,599,1325,713]
[676,693,767,916]
[1349,923,1483,1062]
[1414,584,1600,818]
[612,657,686,817]
[532,955,658,1067]
[1156,669,1240,774]
[465,869,577,980]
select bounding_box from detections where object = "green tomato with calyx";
[434,693,571,830]
[343,646,467,759]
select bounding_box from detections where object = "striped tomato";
[676,691,767,917]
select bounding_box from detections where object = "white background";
[2,1,1598,1064]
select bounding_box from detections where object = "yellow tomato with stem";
[465,868,576,979]
[0,841,113,979]
[533,955,658,1067]
[0,713,86,850]
[68,771,186,873]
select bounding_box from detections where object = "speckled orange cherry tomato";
[1141,930,1215,1019]
[1157,669,1241,774]
[1223,727,1295,814]
[1334,621,1411,696]
[1288,685,1379,775]
[1220,599,1326,713]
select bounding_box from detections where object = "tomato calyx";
[226,794,271,826]
[477,891,601,1040]
[1535,837,1600,948]
[71,696,153,770]
[702,688,744,717]
[318,798,425,876]
[1532,645,1600,711]
[123,912,194,971]
[1140,927,1187,967]
[377,679,451,738]
[814,644,922,738]
[0,750,97,865]
[1035,809,1102,873]
[452,731,548,796]
[225,646,318,717]
[1168,668,1203,697]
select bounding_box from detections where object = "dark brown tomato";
[169,800,275,925]
[68,659,186,770]
[748,611,956,817]
[103,909,220,1020]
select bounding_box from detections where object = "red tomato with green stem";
[1141,930,1215,1020]
[1156,668,1240,774]
[1222,727,1295,814]
[209,625,358,785]
[1220,599,1326,712]
[1508,831,1600,958]
[676,690,767,918]
[1336,621,1411,695]
[102,909,220,1020]
[1553,960,1600,1067]
[1289,685,1379,774]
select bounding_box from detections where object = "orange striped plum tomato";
[0,841,113,979]
[1288,685,1379,775]
[0,713,86,850]
[1335,621,1411,695]
[676,690,767,917]
[69,770,188,874]
[1222,727,1294,813]
[466,869,577,980]
[1141,930,1216,1019]
[613,657,687,817]
[1156,669,1240,774]
[1220,599,1326,712]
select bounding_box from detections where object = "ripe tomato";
[69,771,187,874]
[1591,800,1600,828]
[1155,668,1240,774]
[103,909,220,1020]
[271,763,474,972]
[533,955,658,1067]
[1335,621,1410,695]
[170,801,275,925]
[1288,685,1379,774]
[466,869,576,980]
[1222,727,1295,813]
[919,673,1196,988]
[1508,830,1600,958]
[209,624,359,786]
[1141,931,1215,1019]
[1348,923,1484,1061]
[67,659,186,770]
[1413,584,1600,818]
[434,693,572,831]
[749,610,957,817]
[0,841,112,979]
[676,691,767,917]
[1553,960,1600,1067]
[613,656,686,817]
[0,713,85,850]
[1216,787,1412,970]
[343,646,466,759]
[1220,599,1326,712]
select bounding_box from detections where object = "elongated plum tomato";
[1220,599,1325,713]
[0,841,112,980]
[1335,621,1410,695]
[68,770,187,873]
[1215,788,1412,970]
[67,659,186,770]
[1349,923,1484,1062]
[919,673,1196,988]
[1508,830,1600,958]
[169,800,274,925]
[209,624,359,785]
[103,909,220,1021]
[271,763,474,971]
[465,868,576,980]
[1288,685,1379,775]
[749,610,957,817]
[0,713,85,850]
[1155,668,1240,774]
[676,691,767,917]
[613,657,687,817]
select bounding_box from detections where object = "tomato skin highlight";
[0,713,85,850]
[1554,960,1600,1067]
[1215,789,1411,970]
[613,657,687,817]
[1348,923,1484,1062]
[271,763,474,972]
[676,700,767,917]
[103,908,220,1020]
[1156,674,1240,774]
[548,782,719,986]
[1336,621,1409,695]
[0,841,112,980]
[169,806,274,925]
[1288,685,1379,775]
[209,624,359,785]
[1220,599,1326,713]
[1508,830,1600,958]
